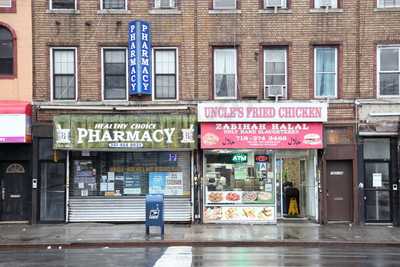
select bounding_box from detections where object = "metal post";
[65,151,70,223]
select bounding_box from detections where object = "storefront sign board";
[201,122,323,149]
[128,20,152,95]
[53,114,197,151]
[198,102,328,122]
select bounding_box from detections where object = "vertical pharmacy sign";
[128,20,152,95]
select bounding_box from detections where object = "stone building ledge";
[309,8,344,13]
[46,9,80,14]
[148,9,182,15]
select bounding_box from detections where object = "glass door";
[275,157,283,218]
[364,162,391,222]
[40,162,65,222]
[363,138,393,223]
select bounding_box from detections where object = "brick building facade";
[29,0,400,225]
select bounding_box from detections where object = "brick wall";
[33,1,398,123]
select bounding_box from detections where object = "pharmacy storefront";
[199,102,327,224]
[52,113,197,222]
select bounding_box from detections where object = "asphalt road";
[0,246,400,267]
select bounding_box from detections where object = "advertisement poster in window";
[149,172,184,195]
[165,172,183,195]
[124,172,143,194]
[149,172,167,194]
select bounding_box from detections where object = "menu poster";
[204,206,275,223]
[100,182,107,192]
[124,172,143,195]
[108,172,115,182]
[234,165,248,180]
[165,172,183,195]
[115,173,125,194]
[149,172,167,194]
[107,182,115,191]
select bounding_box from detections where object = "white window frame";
[50,47,78,102]
[101,47,129,101]
[314,0,338,8]
[213,48,237,100]
[314,47,338,99]
[154,0,176,9]
[100,0,127,10]
[0,0,12,8]
[263,47,288,99]
[49,0,77,10]
[377,45,400,98]
[213,0,237,10]
[377,0,400,8]
[152,47,179,101]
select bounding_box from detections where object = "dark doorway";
[40,162,65,222]
[326,160,353,222]
[0,162,30,221]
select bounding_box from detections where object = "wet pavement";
[1,246,400,267]
[0,222,400,248]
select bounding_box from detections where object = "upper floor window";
[264,0,287,9]
[154,48,178,100]
[314,47,338,98]
[0,26,14,76]
[264,48,287,99]
[0,0,11,8]
[214,48,237,99]
[50,0,76,10]
[102,48,127,100]
[213,0,236,9]
[378,0,400,8]
[378,46,400,97]
[314,0,338,8]
[154,0,176,9]
[51,48,77,101]
[101,0,126,10]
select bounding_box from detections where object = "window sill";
[0,7,16,13]
[148,9,182,15]
[258,9,292,14]
[51,99,78,103]
[0,74,17,80]
[309,8,343,13]
[208,10,241,15]
[152,98,179,102]
[97,9,131,15]
[46,9,80,14]
[374,7,400,12]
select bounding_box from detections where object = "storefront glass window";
[70,151,191,197]
[363,138,390,160]
[204,151,274,203]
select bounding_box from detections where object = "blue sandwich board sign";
[128,20,152,95]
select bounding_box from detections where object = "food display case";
[203,151,276,223]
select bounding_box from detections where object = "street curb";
[0,240,399,250]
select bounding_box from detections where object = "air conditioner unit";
[265,0,285,8]
[266,85,286,98]
[155,0,176,9]
[319,0,333,8]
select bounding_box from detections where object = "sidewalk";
[0,222,400,249]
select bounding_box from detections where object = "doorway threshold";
[278,217,316,224]
[0,221,29,224]
[365,223,393,226]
